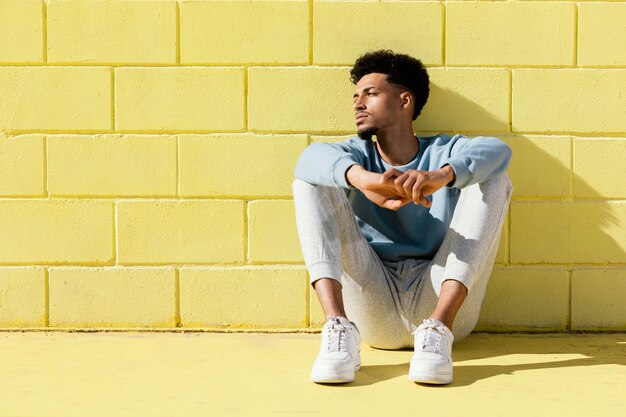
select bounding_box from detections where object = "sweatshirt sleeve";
[442,135,512,189]
[294,139,366,189]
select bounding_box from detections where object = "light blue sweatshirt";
[294,133,512,261]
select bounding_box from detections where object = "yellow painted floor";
[1,331,625,417]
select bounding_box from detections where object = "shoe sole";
[311,364,360,384]
[408,371,452,385]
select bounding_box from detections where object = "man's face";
[352,72,407,141]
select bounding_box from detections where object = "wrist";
[441,164,456,186]
[345,164,364,188]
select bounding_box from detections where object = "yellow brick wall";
[0,0,624,332]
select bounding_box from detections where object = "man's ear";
[400,91,413,111]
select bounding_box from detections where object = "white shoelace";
[326,317,348,352]
[413,320,448,354]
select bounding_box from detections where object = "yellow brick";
[416,68,509,133]
[117,201,245,264]
[510,202,626,264]
[48,135,176,197]
[578,3,626,66]
[248,67,354,133]
[0,200,113,264]
[248,200,303,263]
[180,267,307,328]
[574,139,626,199]
[48,268,175,328]
[181,0,308,64]
[572,269,626,330]
[0,134,44,197]
[475,267,569,331]
[447,2,574,66]
[0,0,43,63]
[513,69,626,134]
[47,0,176,64]
[503,136,571,198]
[0,268,46,327]
[115,67,244,131]
[179,134,307,198]
[313,1,442,65]
[0,67,111,131]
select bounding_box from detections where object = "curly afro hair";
[350,50,430,120]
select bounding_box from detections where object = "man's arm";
[443,135,512,189]
[294,139,414,210]
[294,140,366,189]
[346,164,415,210]
[376,135,511,207]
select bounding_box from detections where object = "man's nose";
[353,95,365,110]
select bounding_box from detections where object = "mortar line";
[567,269,572,331]
[8,129,626,138]
[111,68,116,131]
[569,137,574,199]
[114,202,118,265]
[573,4,578,67]
[508,69,513,133]
[43,135,49,198]
[308,0,313,64]
[176,1,181,64]
[244,66,248,131]
[505,213,510,265]
[305,275,311,327]
[244,201,249,264]
[44,267,50,327]
[442,1,446,66]
[42,1,47,63]
[176,135,180,197]
[175,268,182,327]
[4,62,626,70]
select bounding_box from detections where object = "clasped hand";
[348,165,455,211]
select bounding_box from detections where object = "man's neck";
[375,127,419,166]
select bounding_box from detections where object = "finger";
[402,176,416,199]
[384,200,401,211]
[419,194,432,208]
[381,168,402,183]
[412,181,424,204]
[393,173,409,196]
[383,196,410,211]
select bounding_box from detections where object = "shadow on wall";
[415,82,510,134]
[409,84,625,332]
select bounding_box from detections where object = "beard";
[357,125,378,141]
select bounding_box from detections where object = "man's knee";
[479,173,513,199]
[292,178,311,193]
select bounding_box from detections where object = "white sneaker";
[408,318,454,384]
[310,316,361,383]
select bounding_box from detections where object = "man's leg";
[292,178,409,345]
[313,278,347,318]
[428,279,468,330]
[407,173,512,384]
[292,179,411,349]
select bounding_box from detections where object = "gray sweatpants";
[292,174,512,349]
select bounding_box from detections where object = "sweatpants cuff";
[439,264,475,295]
[308,261,342,286]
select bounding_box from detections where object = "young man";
[292,50,513,385]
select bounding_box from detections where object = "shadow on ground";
[343,333,626,387]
